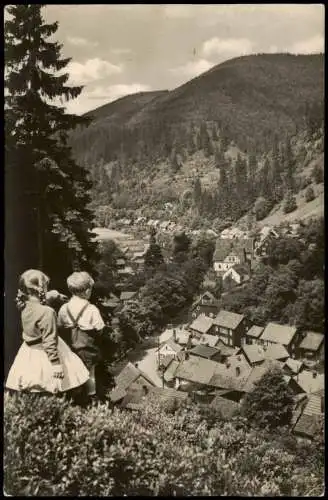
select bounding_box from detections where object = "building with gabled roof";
[241,343,289,366]
[283,358,304,376]
[290,370,324,394]
[297,331,324,360]
[244,325,264,346]
[222,264,251,287]
[188,314,214,337]
[212,310,247,347]
[199,333,219,348]
[259,322,299,355]
[189,344,221,361]
[242,360,286,393]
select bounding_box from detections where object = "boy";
[57,271,105,399]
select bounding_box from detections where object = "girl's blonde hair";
[66,271,94,297]
[16,269,50,310]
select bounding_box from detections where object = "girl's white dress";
[5,299,89,393]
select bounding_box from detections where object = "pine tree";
[5,3,98,374]
[144,230,164,271]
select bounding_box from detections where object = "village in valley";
[94,218,324,441]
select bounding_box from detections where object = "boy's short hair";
[67,271,95,296]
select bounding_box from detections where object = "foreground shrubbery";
[4,392,324,496]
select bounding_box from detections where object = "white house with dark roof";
[222,263,251,287]
[156,338,184,368]
[212,310,247,347]
[259,322,299,356]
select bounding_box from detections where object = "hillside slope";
[69,53,324,225]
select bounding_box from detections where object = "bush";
[283,193,297,214]
[305,186,315,203]
[4,392,324,497]
[254,197,272,221]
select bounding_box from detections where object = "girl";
[5,269,89,394]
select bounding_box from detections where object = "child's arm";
[37,306,64,377]
[90,305,106,333]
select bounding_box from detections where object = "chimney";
[263,345,267,351]
[313,371,317,378]
[185,352,190,360]
[225,361,231,369]
[236,366,241,377]
[173,329,177,342]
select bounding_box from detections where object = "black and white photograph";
[4,4,324,496]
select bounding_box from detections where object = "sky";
[40,4,325,115]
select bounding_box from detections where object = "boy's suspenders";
[66,302,90,328]
[66,303,90,350]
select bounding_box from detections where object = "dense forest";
[68,53,324,225]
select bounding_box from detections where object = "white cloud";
[66,36,98,47]
[66,58,123,85]
[171,59,214,78]
[289,34,324,54]
[65,83,152,115]
[202,37,254,58]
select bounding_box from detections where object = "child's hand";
[52,364,64,379]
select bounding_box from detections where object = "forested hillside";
[69,53,324,226]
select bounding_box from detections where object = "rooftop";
[260,322,297,346]
[242,343,289,364]
[163,360,180,382]
[246,325,264,338]
[199,333,219,348]
[293,370,325,394]
[213,310,245,330]
[175,356,220,385]
[189,344,220,359]
[284,358,303,374]
[293,412,323,438]
[159,337,183,353]
[189,314,214,335]
[299,331,324,352]
[208,358,252,392]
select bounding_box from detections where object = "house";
[174,356,220,390]
[296,331,324,361]
[213,240,247,274]
[157,338,183,368]
[190,291,219,319]
[213,238,254,274]
[207,357,252,401]
[290,370,324,394]
[109,362,156,402]
[212,310,247,347]
[222,264,251,287]
[189,344,221,362]
[163,359,181,386]
[259,322,299,356]
[254,226,279,258]
[241,343,289,366]
[214,340,238,362]
[243,325,264,346]
[199,333,219,348]
[188,314,214,338]
[209,395,240,420]
[120,291,137,302]
[292,394,324,439]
